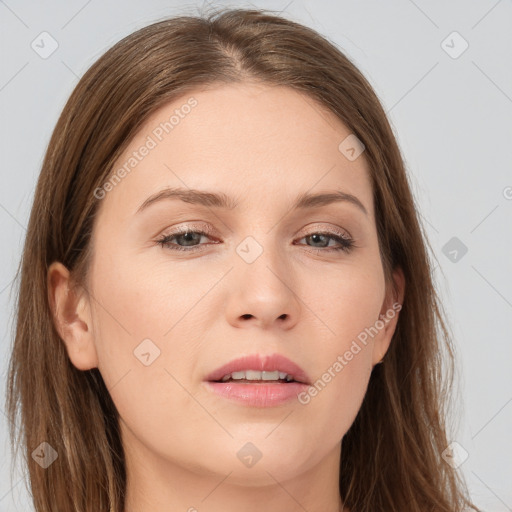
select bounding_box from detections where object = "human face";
[76,82,401,489]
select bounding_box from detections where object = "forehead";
[97,82,374,221]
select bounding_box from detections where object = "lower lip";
[205,381,309,407]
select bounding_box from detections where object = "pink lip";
[203,353,311,408]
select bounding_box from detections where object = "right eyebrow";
[136,187,239,213]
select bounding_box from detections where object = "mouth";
[204,353,311,385]
[213,370,303,384]
[203,353,311,407]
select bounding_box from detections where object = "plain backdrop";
[1,1,511,510]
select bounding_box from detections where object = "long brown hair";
[5,6,480,512]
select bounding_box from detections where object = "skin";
[48,81,405,512]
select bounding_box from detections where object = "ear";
[47,261,99,370]
[372,266,405,366]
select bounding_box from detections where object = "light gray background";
[1,1,511,511]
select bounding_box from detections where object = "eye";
[155,226,355,254]
[156,227,217,252]
[295,231,355,254]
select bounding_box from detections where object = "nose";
[224,241,301,331]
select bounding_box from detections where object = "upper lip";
[205,353,311,385]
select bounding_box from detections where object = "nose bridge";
[231,201,289,266]
[235,233,287,286]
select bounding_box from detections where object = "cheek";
[303,260,385,346]
[89,243,204,347]
[89,272,204,468]
[87,250,208,429]
[294,264,383,434]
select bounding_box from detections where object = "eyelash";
[155,225,355,255]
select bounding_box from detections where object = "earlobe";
[372,266,406,365]
[47,261,99,370]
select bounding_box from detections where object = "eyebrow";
[136,187,368,216]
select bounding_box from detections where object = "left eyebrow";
[136,187,368,216]
[293,190,368,216]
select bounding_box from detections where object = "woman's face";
[57,82,403,487]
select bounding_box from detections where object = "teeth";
[220,370,295,382]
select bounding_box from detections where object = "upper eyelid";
[158,225,353,245]
[160,221,352,237]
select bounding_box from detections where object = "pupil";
[180,232,199,246]
[309,234,327,247]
